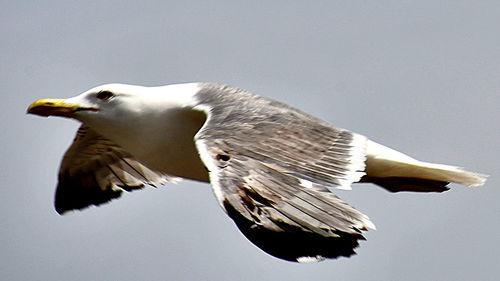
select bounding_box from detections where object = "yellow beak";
[27,98,93,118]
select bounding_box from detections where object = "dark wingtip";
[224,200,363,262]
[361,176,450,193]
[54,175,123,215]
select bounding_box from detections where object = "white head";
[28,83,205,162]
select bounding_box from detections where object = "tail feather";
[364,140,487,191]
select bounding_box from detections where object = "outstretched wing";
[55,125,177,214]
[193,85,374,262]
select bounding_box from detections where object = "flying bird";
[27,83,487,262]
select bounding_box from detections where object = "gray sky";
[2,1,499,280]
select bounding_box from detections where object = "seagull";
[27,83,487,262]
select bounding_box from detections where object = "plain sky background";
[2,1,499,280]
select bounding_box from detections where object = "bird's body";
[28,83,487,262]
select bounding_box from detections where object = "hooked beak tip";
[27,98,79,118]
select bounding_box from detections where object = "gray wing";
[55,125,175,214]
[194,85,374,261]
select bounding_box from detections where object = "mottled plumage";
[28,83,486,262]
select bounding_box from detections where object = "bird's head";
[27,83,204,150]
[30,83,197,118]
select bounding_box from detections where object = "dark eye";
[96,90,114,101]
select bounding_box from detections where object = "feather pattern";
[55,125,176,214]
[194,84,373,261]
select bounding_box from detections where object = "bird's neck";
[100,108,210,182]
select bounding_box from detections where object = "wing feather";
[54,125,175,214]
[193,84,374,261]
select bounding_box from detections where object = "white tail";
[364,140,487,188]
